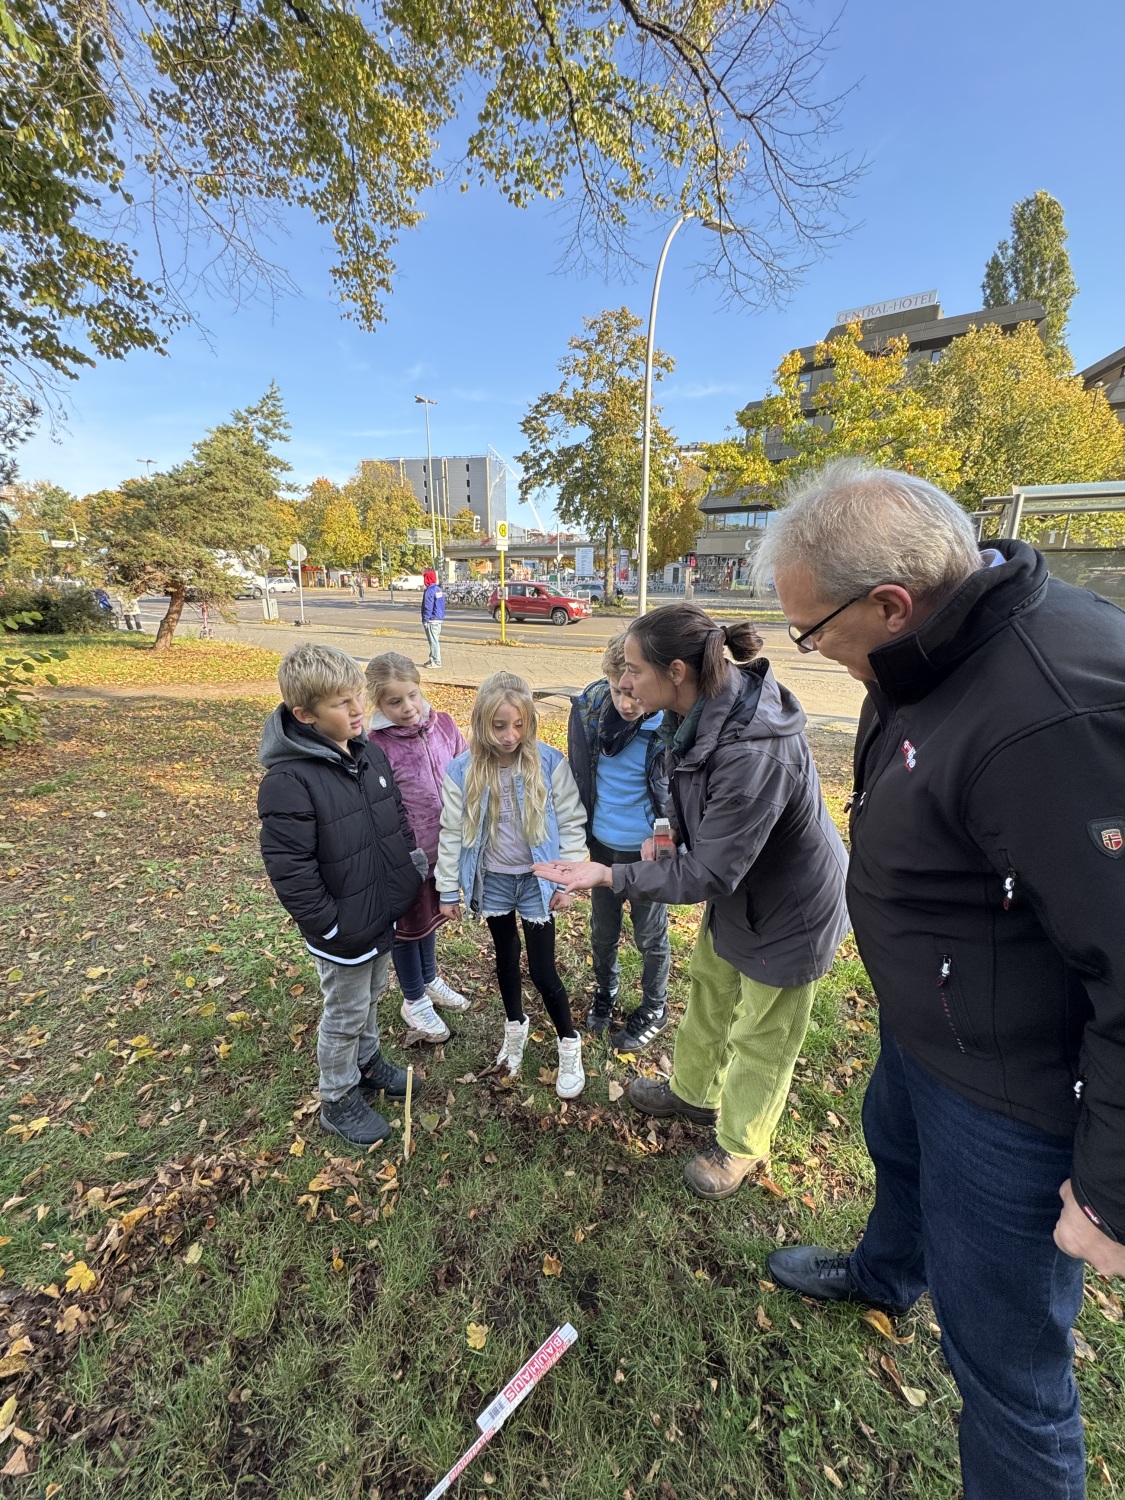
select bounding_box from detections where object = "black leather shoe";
[767,1245,911,1318]
[626,1076,718,1127]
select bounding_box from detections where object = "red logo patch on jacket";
[901,740,917,771]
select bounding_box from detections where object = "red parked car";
[488,583,592,626]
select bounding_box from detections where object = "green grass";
[0,699,1121,1499]
[32,634,285,687]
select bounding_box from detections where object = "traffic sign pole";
[289,541,308,626]
[496,521,509,644]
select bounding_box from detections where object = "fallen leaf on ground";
[64,1261,96,1293]
[1,1444,30,1478]
[466,1322,489,1350]
[542,1252,562,1277]
[0,1395,15,1428]
[863,1308,896,1340]
[823,1466,844,1490]
[184,1243,203,1266]
[607,1081,625,1102]
[900,1385,927,1408]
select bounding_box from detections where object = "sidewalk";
[128,601,867,728]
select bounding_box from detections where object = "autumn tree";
[982,192,1077,365]
[649,457,708,568]
[917,321,1125,509]
[518,308,678,595]
[343,461,427,571]
[88,385,292,649]
[0,479,84,578]
[703,321,961,502]
[2,0,854,427]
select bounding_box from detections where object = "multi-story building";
[695,291,1048,586]
[1080,347,1125,425]
[375,454,506,534]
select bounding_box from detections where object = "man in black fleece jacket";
[756,459,1125,1500]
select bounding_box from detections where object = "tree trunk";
[603,522,615,600]
[154,587,186,651]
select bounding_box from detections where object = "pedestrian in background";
[421,569,445,667]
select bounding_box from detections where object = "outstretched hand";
[533,860,612,893]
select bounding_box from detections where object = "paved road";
[137,589,866,726]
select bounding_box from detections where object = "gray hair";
[752,458,980,605]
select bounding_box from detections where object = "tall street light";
[414,395,441,568]
[636,213,724,616]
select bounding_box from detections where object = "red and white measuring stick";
[422,1324,577,1500]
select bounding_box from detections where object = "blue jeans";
[851,1025,1084,1500]
[588,837,669,1010]
[423,620,442,665]
[480,869,548,922]
[392,932,437,1003]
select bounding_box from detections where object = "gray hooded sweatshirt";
[612,660,849,987]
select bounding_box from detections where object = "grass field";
[1,684,1122,1499]
[32,635,284,688]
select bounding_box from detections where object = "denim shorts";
[480,869,549,923]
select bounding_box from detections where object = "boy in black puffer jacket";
[258,644,425,1146]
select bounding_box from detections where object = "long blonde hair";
[464,671,548,847]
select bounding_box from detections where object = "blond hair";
[464,671,548,848]
[278,643,363,712]
[601,633,627,681]
[365,652,420,714]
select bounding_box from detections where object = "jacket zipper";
[356,764,393,922]
[937,954,967,1053]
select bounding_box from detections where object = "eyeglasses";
[788,589,875,654]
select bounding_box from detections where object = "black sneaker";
[767,1245,912,1318]
[359,1049,409,1098]
[610,1003,669,1054]
[320,1087,391,1147]
[585,990,615,1034]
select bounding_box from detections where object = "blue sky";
[17,0,1125,530]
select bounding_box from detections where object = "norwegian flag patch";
[1088,818,1125,858]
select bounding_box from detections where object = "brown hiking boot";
[625,1077,718,1127]
[683,1144,767,1201]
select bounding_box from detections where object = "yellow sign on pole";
[496,520,509,643]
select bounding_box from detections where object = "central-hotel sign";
[834,290,939,325]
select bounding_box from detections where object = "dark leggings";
[485,913,576,1039]
[392,931,438,1003]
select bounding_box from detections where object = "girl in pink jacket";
[366,653,469,1041]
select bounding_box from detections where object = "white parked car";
[392,574,426,590]
[235,574,297,599]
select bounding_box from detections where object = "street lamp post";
[414,396,441,570]
[636,213,723,617]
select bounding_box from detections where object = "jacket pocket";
[935,949,990,1058]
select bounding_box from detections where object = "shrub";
[0,611,68,745]
[0,585,113,634]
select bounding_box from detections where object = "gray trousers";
[588,837,670,1010]
[312,950,392,1102]
[423,620,442,665]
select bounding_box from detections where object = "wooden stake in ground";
[403,1063,414,1159]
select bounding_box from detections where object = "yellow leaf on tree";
[542,1252,562,1277]
[65,1260,96,1293]
[466,1322,489,1350]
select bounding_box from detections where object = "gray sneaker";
[358,1049,409,1098]
[320,1086,391,1146]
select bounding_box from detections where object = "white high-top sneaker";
[425,975,470,1011]
[555,1034,585,1099]
[495,1017,530,1076]
[400,996,450,1042]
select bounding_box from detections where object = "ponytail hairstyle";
[627,604,762,699]
[364,651,420,717]
[464,671,548,848]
